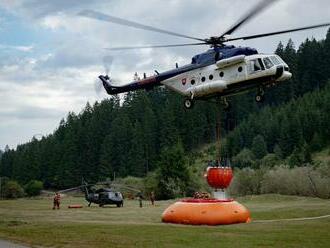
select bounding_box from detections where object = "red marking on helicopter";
[181,78,187,85]
[137,76,157,85]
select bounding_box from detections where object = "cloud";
[0,0,110,19]
[0,44,33,52]
[0,105,65,120]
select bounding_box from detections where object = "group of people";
[193,191,211,199]
[137,191,155,208]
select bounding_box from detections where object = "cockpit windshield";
[270,56,281,65]
[263,57,274,69]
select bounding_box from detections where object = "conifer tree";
[251,135,268,159]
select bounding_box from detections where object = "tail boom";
[99,75,159,95]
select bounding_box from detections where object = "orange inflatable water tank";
[206,167,233,189]
[162,199,250,225]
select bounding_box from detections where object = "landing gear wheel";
[256,87,265,103]
[184,98,194,109]
[223,98,231,111]
[255,94,264,103]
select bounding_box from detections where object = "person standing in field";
[53,192,61,210]
[150,191,155,206]
[137,192,143,208]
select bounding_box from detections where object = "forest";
[1,29,330,192]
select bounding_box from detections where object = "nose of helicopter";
[277,70,292,81]
[275,65,292,82]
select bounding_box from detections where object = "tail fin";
[99,75,115,94]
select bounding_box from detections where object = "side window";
[251,59,261,72]
[249,59,264,73]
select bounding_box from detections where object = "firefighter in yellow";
[53,192,61,210]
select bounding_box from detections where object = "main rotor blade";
[105,42,207,51]
[111,183,141,192]
[58,186,82,193]
[225,22,330,42]
[79,10,206,42]
[219,0,278,37]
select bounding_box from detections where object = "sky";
[0,0,330,150]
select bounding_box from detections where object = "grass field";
[0,194,329,247]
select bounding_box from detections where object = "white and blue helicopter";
[80,0,330,109]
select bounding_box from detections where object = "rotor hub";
[205,36,226,47]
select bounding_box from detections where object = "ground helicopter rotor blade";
[58,186,83,193]
[110,183,142,193]
[225,22,330,42]
[105,42,208,51]
[58,183,97,194]
[218,0,278,38]
[78,10,206,42]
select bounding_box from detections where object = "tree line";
[1,29,330,189]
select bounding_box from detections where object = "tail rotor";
[103,55,113,76]
[94,55,115,96]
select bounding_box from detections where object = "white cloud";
[0,44,33,52]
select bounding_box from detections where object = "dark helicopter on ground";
[79,0,330,109]
[60,179,141,207]
[82,181,124,207]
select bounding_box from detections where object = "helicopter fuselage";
[99,46,291,108]
[163,53,291,99]
[83,185,124,207]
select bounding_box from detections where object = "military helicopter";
[79,0,330,109]
[82,180,124,207]
[61,179,140,207]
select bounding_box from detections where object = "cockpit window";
[276,56,285,64]
[251,59,262,72]
[270,56,280,65]
[263,57,274,69]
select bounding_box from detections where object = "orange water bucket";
[206,167,233,189]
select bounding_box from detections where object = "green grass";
[312,146,330,163]
[0,194,329,247]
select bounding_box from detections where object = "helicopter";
[60,179,141,207]
[82,181,124,207]
[79,0,330,109]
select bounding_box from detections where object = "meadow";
[0,194,329,247]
